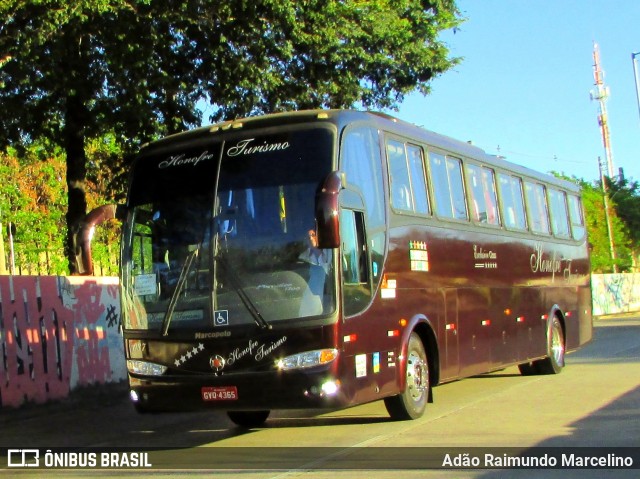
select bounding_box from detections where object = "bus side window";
[387,140,414,211]
[340,209,371,316]
[548,188,570,238]
[387,140,430,215]
[447,156,468,220]
[466,164,500,225]
[568,194,586,240]
[497,173,527,230]
[430,152,451,217]
[341,127,385,228]
[407,144,430,214]
[429,152,468,220]
[524,181,550,235]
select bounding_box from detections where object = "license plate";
[202,386,238,401]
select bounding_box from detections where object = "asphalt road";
[2,316,639,478]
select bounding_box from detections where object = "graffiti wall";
[0,275,124,408]
[591,273,640,316]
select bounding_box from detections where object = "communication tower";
[590,43,615,178]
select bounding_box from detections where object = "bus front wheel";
[227,410,270,428]
[384,332,429,420]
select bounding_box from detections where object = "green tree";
[0,142,120,275]
[0,147,68,274]
[605,175,640,268]
[1,0,461,273]
[580,179,632,273]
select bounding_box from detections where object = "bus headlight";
[127,360,168,376]
[276,349,339,370]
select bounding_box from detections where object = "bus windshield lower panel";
[121,128,336,332]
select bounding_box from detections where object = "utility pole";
[590,43,615,178]
[599,157,617,274]
[633,51,640,125]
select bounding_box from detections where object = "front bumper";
[128,368,348,412]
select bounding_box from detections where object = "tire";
[227,410,270,428]
[133,402,151,414]
[384,332,429,420]
[518,316,565,376]
[517,362,538,376]
[535,316,565,374]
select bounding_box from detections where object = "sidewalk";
[594,311,640,320]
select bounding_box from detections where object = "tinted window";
[387,140,429,215]
[568,194,586,240]
[466,164,500,225]
[341,209,371,316]
[407,145,430,215]
[498,173,527,230]
[340,126,386,296]
[548,188,570,238]
[429,152,468,220]
[341,127,385,228]
[388,140,414,211]
[122,128,338,331]
[524,181,550,234]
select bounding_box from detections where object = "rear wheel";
[517,362,537,376]
[384,332,429,420]
[227,410,270,428]
[536,316,565,374]
[518,316,565,376]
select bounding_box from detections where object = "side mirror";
[315,171,345,249]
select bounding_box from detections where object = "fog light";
[321,380,339,396]
[130,390,140,402]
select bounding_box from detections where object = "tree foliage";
[1,0,462,273]
[0,147,67,274]
[605,176,640,249]
[577,177,635,273]
[0,144,120,275]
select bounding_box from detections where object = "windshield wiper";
[216,253,272,330]
[161,246,200,336]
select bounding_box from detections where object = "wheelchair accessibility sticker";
[214,310,229,327]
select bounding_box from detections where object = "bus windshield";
[121,127,337,332]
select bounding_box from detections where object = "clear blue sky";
[390,0,640,184]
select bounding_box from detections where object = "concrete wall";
[1,273,639,409]
[0,275,124,408]
[591,273,640,316]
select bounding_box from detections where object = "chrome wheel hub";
[406,351,428,400]
[551,324,565,364]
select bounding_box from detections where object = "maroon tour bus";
[81,110,592,427]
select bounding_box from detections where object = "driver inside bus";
[298,229,332,316]
[298,229,331,272]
